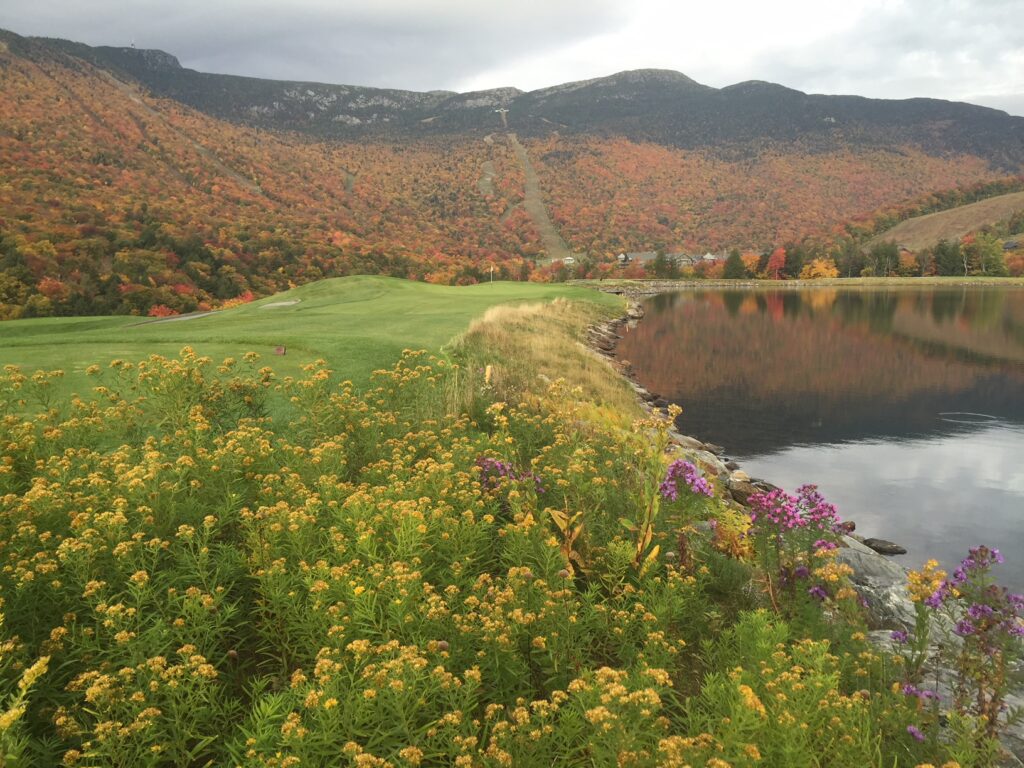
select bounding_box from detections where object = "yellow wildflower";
[738,684,767,718]
[399,746,424,765]
[907,559,946,603]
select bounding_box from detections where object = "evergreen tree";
[933,239,962,275]
[647,251,679,278]
[723,248,746,279]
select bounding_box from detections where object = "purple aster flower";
[953,546,1004,583]
[967,603,995,621]
[890,630,909,644]
[476,456,544,494]
[808,585,828,601]
[793,565,810,580]
[906,725,925,742]
[901,683,939,701]
[925,585,948,609]
[660,459,714,500]
[954,619,977,637]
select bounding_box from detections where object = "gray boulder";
[862,537,908,556]
[836,543,917,630]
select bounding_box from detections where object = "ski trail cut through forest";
[98,71,264,197]
[478,160,496,197]
[507,133,572,262]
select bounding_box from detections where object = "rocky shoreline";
[586,289,1024,763]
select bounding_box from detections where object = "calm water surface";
[615,286,1024,588]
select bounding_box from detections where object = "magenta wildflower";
[660,459,713,500]
[748,484,842,534]
[906,725,925,742]
[901,683,939,701]
[890,629,909,644]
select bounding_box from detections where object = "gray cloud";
[0,0,626,90]
[744,0,1023,112]
[969,93,1024,116]
[1,0,1021,114]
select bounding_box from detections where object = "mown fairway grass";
[0,275,620,397]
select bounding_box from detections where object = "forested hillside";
[0,32,541,317]
[1,27,1023,317]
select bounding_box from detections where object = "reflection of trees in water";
[722,291,744,317]
[616,288,1024,452]
[659,288,1024,363]
[930,290,962,324]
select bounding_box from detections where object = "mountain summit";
[0,26,1022,318]
[12,29,1021,167]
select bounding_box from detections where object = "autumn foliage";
[528,136,1000,256]
[0,41,1020,318]
[0,46,541,317]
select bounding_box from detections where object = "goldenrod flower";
[907,560,947,603]
[738,684,767,718]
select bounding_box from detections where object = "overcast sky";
[2,0,1022,115]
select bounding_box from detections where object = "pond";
[614,286,1024,588]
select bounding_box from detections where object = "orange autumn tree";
[741,251,762,276]
[799,258,840,279]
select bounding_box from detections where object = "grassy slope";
[0,275,620,396]
[867,190,1024,250]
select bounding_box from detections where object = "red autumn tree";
[766,247,787,280]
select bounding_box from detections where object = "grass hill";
[0,276,612,396]
[867,190,1024,250]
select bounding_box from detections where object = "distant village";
[558,251,724,267]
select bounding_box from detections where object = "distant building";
[616,251,712,268]
[561,256,576,265]
[666,252,695,266]
[617,252,654,266]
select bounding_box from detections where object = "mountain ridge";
[1,25,1023,319]
[9,28,1020,169]
[21,32,1019,118]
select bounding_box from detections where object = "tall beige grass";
[447,297,640,420]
